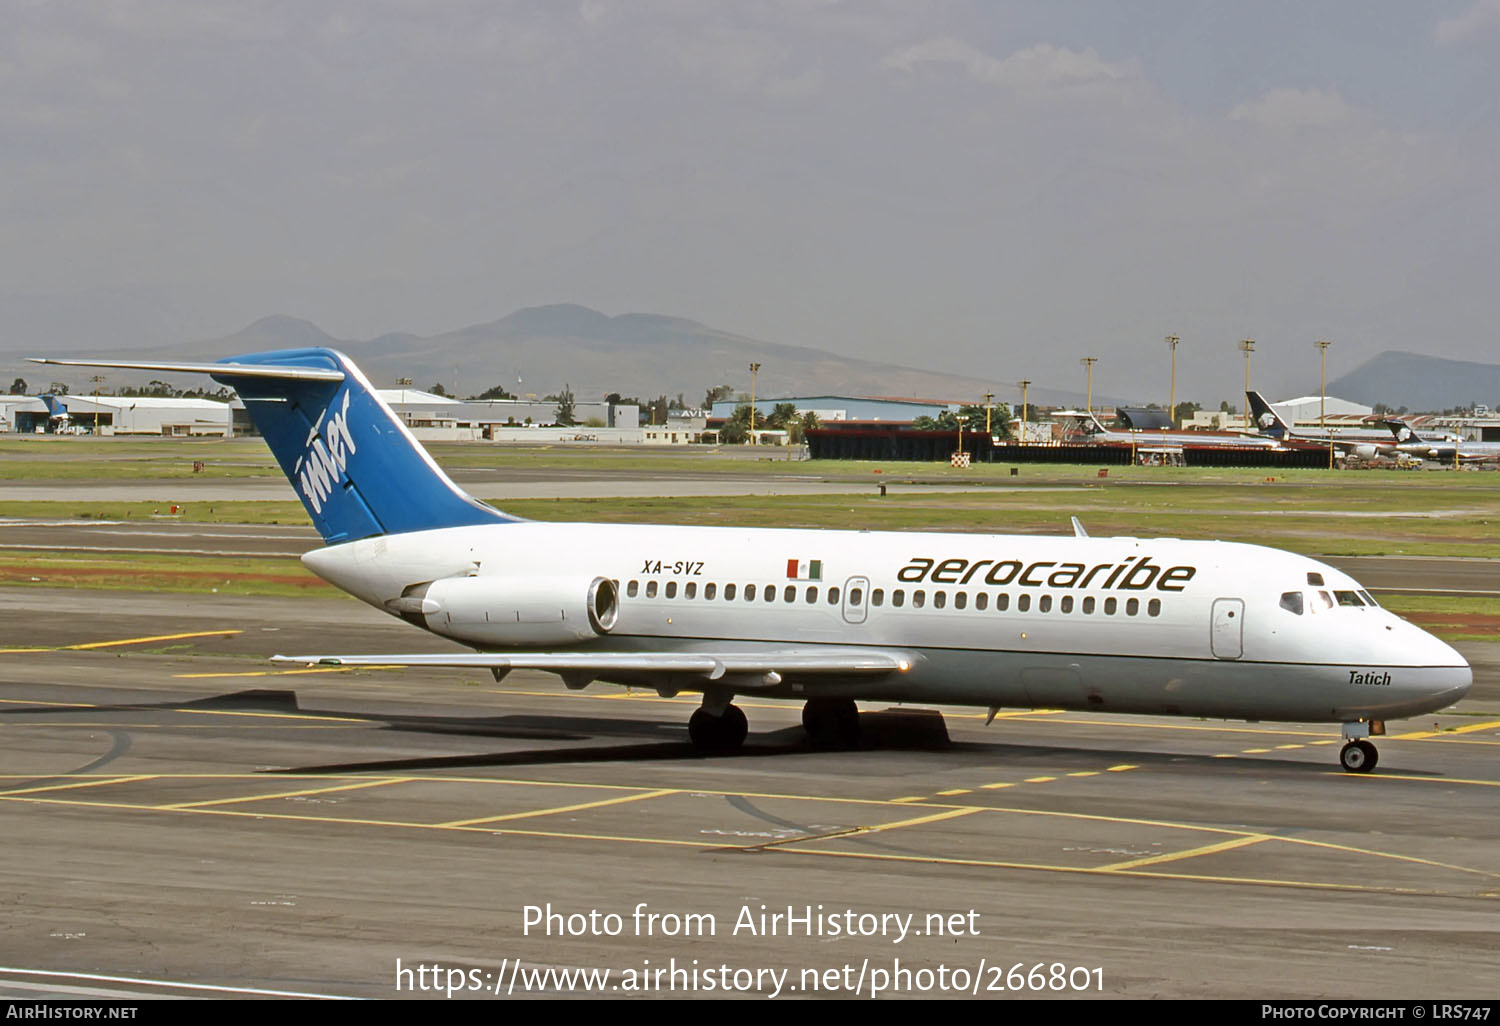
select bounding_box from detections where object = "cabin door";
[1211,598,1244,659]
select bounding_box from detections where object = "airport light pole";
[1080,357,1098,415]
[748,362,761,445]
[983,392,994,436]
[1017,379,1031,444]
[1238,339,1255,427]
[397,377,412,427]
[1315,340,1333,469]
[89,374,106,433]
[1165,335,1180,425]
[956,414,966,458]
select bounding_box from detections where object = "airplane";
[1052,408,1286,453]
[1245,391,1392,460]
[1382,420,1500,466]
[32,348,1472,773]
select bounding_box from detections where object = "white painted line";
[0,966,361,1000]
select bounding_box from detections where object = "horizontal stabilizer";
[28,357,344,382]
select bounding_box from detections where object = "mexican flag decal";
[786,559,823,581]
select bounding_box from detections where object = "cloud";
[881,38,1144,98]
[1434,0,1500,45]
[1228,87,1357,129]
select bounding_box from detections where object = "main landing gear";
[685,695,866,753]
[1338,719,1384,774]
[802,698,861,749]
[688,691,747,753]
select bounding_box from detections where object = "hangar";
[6,394,233,435]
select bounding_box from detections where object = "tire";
[803,698,861,749]
[689,705,747,753]
[1339,739,1378,773]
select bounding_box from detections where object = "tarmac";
[0,583,1496,1000]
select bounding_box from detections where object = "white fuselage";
[302,522,1471,725]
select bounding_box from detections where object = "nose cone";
[1387,616,1472,710]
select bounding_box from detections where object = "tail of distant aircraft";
[1245,390,1293,439]
[30,348,517,545]
[1383,419,1421,444]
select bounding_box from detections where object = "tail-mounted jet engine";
[386,575,619,646]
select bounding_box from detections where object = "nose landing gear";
[1338,720,1384,773]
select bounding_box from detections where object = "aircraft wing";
[270,647,913,687]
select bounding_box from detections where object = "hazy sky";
[3,1,1498,403]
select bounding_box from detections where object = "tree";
[9,378,27,395]
[553,383,577,426]
[470,384,515,400]
[1173,400,1201,427]
[718,404,752,443]
[767,403,799,429]
[428,383,448,397]
[48,382,69,395]
[788,411,820,444]
[643,396,670,427]
[703,384,734,410]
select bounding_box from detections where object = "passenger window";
[806,586,818,603]
[685,582,697,599]
[1126,598,1139,616]
[705,583,716,600]
[869,588,880,606]
[1148,598,1161,617]
[1279,591,1304,615]
[995,593,1009,611]
[744,584,756,600]
[954,592,967,610]
[913,590,926,609]
[1336,591,1363,607]
[1060,596,1073,613]
[892,590,905,607]
[1039,595,1052,613]
[1082,596,1095,614]
[784,585,796,602]
[627,580,639,598]
[975,593,988,611]
[1104,597,1117,615]
[850,587,863,605]
[724,583,736,600]
[766,586,776,602]
[645,581,658,598]
[829,587,841,604]
[665,581,677,599]
[933,591,946,609]
[1017,594,1031,612]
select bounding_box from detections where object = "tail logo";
[294,389,358,514]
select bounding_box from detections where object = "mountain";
[1327,351,1500,413]
[74,304,1113,408]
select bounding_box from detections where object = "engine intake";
[389,575,618,646]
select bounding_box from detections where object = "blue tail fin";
[213,348,517,544]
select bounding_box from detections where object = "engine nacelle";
[391,575,619,646]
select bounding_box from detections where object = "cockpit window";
[1358,590,1379,607]
[1317,590,1334,609]
[1335,590,1364,607]
[1279,591,1304,615]
[1307,572,1325,586]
